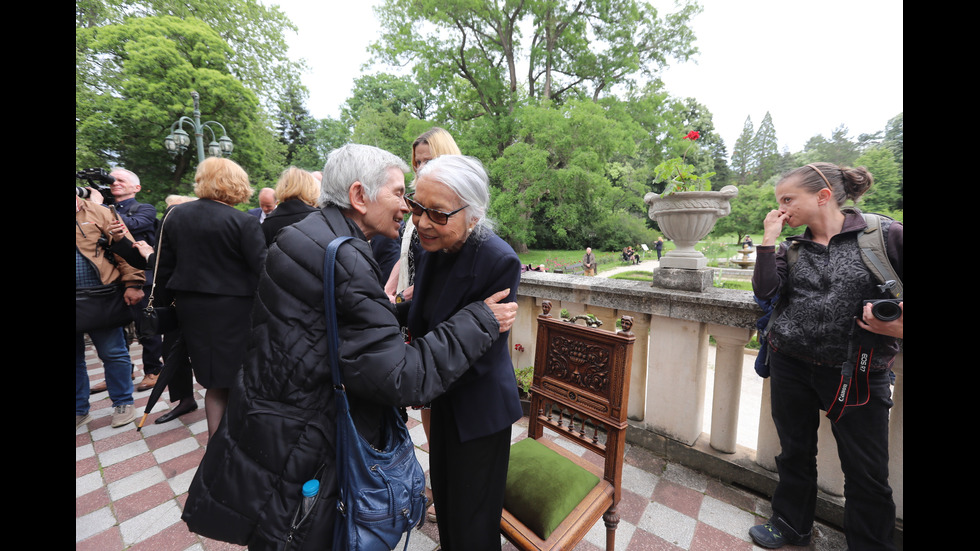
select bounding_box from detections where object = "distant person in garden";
[750,162,902,550]
[583,247,596,275]
[655,237,664,260]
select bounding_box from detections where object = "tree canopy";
[75,0,902,245]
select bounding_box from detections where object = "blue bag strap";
[323,236,354,388]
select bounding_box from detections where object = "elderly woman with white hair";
[405,154,523,550]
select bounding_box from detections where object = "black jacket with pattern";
[753,210,903,370]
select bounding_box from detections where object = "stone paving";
[76,340,847,550]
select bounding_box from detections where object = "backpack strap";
[857,213,903,299]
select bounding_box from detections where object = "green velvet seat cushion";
[504,438,601,540]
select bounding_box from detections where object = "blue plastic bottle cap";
[302,479,320,497]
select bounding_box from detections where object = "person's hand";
[108,220,129,241]
[762,209,788,246]
[124,287,145,306]
[400,285,414,302]
[133,240,154,260]
[857,301,903,339]
[88,188,104,205]
[484,288,517,333]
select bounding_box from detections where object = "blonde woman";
[154,157,267,437]
[262,166,320,246]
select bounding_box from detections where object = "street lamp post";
[164,91,234,162]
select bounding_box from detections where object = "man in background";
[248,187,276,222]
[94,168,164,393]
[583,247,596,276]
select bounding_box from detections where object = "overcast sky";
[271,0,903,157]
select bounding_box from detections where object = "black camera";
[75,168,116,204]
[863,299,902,321]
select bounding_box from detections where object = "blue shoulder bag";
[324,236,427,551]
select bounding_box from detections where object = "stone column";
[621,311,651,422]
[644,315,709,445]
[707,324,752,453]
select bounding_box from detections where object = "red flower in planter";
[514,343,525,353]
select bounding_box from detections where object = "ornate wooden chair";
[501,305,635,551]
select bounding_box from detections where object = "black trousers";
[768,350,896,550]
[429,397,511,551]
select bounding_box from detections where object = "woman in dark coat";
[261,166,320,246]
[154,157,266,437]
[406,155,523,550]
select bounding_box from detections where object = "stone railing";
[509,271,904,526]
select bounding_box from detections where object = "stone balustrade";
[510,271,904,525]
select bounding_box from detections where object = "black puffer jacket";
[182,206,501,550]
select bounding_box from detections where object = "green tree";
[341,73,438,130]
[730,116,754,184]
[78,0,303,111]
[370,0,701,152]
[488,99,639,251]
[753,111,779,183]
[854,146,902,212]
[76,15,281,207]
[713,181,773,244]
[275,82,320,168]
[799,124,859,166]
[290,117,352,173]
[882,112,903,177]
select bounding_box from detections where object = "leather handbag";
[76,283,136,333]
[138,207,178,338]
[324,236,426,551]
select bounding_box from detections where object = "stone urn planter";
[644,185,739,291]
[644,185,739,269]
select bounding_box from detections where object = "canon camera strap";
[826,319,875,423]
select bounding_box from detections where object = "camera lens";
[871,301,902,321]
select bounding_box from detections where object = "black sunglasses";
[405,194,467,225]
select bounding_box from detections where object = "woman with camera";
[750,162,902,550]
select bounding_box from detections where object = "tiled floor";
[76,341,847,550]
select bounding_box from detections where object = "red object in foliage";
[684,130,700,141]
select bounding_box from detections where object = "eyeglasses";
[405,193,467,225]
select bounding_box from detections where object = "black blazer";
[155,199,266,298]
[261,199,318,246]
[408,229,523,442]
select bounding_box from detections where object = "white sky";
[272,0,903,157]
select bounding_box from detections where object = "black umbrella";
[136,331,190,431]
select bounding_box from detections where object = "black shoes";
[154,399,199,424]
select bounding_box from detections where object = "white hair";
[320,144,410,208]
[416,155,495,235]
[110,167,140,188]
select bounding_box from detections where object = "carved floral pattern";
[545,335,610,392]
